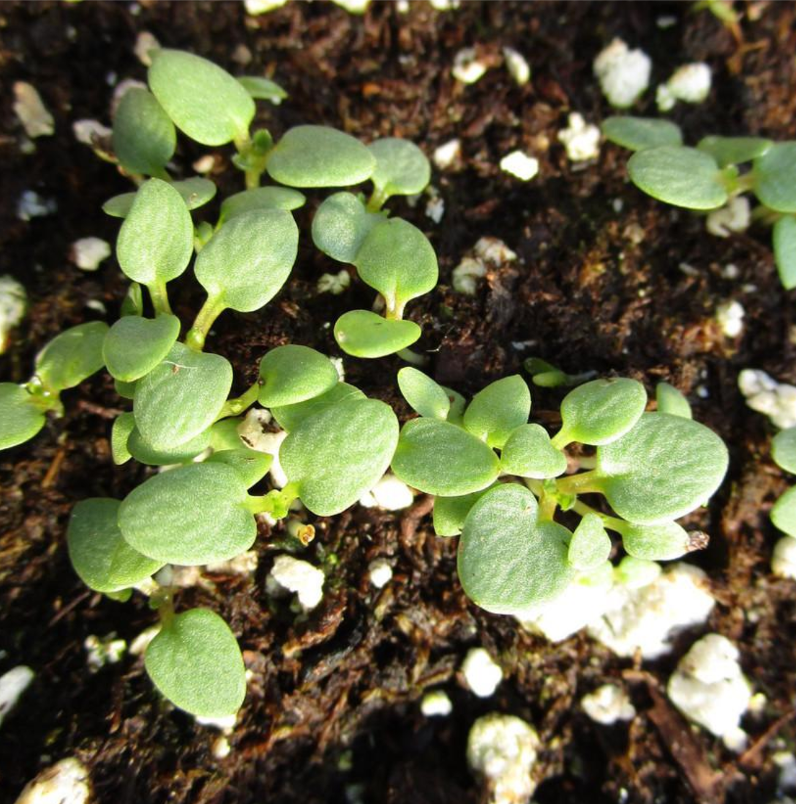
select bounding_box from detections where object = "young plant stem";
[155,588,175,629]
[524,478,558,520]
[215,380,261,420]
[570,499,626,533]
[397,347,428,366]
[365,186,388,213]
[148,281,173,316]
[186,296,226,352]
[550,428,572,450]
[234,133,268,190]
[245,482,300,518]
[555,469,603,496]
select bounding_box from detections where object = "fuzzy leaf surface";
[104,177,216,218]
[620,520,691,560]
[501,424,567,479]
[103,314,180,382]
[463,375,531,449]
[271,382,365,432]
[568,513,611,570]
[772,427,796,475]
[311,192,382,263]
[432,488,493,537]
[112,88,175,177]
[111,412,135,465]
[368,138,431,198]
[334,310,420,358]
[127,426,211,466]
[397,367,450,420]
[601,116,683,151]
[237,76,287,104]
[655,382,692,419]
[697,135,773,167]
[35,321,108,392]
[753,142,796,213]
[258,345,339,407]
[206,448,272,488]
[220,187,305,223]
[0,383,45,450]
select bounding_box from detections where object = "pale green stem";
[366,186,389,213]
[245,482,300,518]
[147,280,173,316]
[186,296,226,352]
[215,380,262,421]
[555,469,603,496]
[550,427,573,450]
[570,499,626,533]
[234,132,266,190]
[524,478,558,520]
[577,455,598,470]
[397,347,428,366]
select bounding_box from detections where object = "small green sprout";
[604,117,796,289]
[771,426,796,538]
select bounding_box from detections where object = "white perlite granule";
[13,82,55,139]
[433,138,462,170]
[267,555,325,611]
[134,31,160,66]
[0,275,26,354]
[499,150,539,181]
[502,47,530,86]
[716,300,745,338]
[70,237,111,271]
[0,666,34,728]
[359,473,415,511]
[452,48,489,84]
[738,370,796,430]
[656,63,712,112]
[317,270,351,295]
[581,683,636,725]
[557,113,601,162]
[462,647,503,697]
[593,38,652,109]
[772,536,796,579]
[244,0,288,14]
[15,758,90,804]
[706,196,750,238]
[421,689,453,717]
[367,558,393,589]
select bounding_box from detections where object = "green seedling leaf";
[114,378,137,400]
[120,463,255,564]
[237,75,287,104]
[697,135,773,167]
[103,177,216,218]
[209,417,244,451]
[596,412,728,524]
[149,49,255,146]
[195,209,298,313]
[111,412,135,465]
[267,125,376,187]
[568,513,611,570]
[656,381,692,419]
[35,321,108,393]
[103,314,180,382]
[397,367,450,420]
[753,142,796,214]
[627,145,728,210]
[220,186,306,223]
[258,345,339,407]
[271,382,365,432]
[432,488,494,537]
[354,218,438,316]
[127,425,211,466]
[773,215,796,290]
[500,424,567,479]
[134,342,232,450]
[207,448,272,487]
[619,520,691,561]
[368,138,431,199]
[614,555,661,589]
[121,283,144,317]
[576,560,615,588]
[334,310,421,358]
[458,483,573,615]
[771,486,796,537]
[112,88,175,178]
[391,417,500,496]
[444,386,467,425]
[145,608,246,718]
[311,192,382,263]
[463,375,531,449]
[117,179,194,285]
[772,427,796,475]
[555,378,647,447]
[281,398,399,516]
[601,116,683,151]
[67,498,162,593]
[0,383,46,450]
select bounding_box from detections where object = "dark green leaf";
[112,88,175,177]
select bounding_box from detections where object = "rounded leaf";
[615,556,661,588]
[271,382,365,432]
[753,142,796,214]
[773,215,796,290]
[628,145,728,210]
[568,513,612,570]
[0,383,45,450]
[119,463,255,564]
[103,177,216,219]
[334,310,420,358]
[237,76,287,104]
[311,192,382,263]
[35,321,108,392]
[655,382,692,419]
[463,375,531,449]
[500,423,567,479]
[148,49,255,146]
[220,186,306,223]
[112,88,175,177]
[596,412,729,524]
[117,179,194,285]
[281,398,399,516]
[127,425,212,466]
[133,342,232,450]
[258,345,339,407]
[601,116,683,151]
[397,367,450,420]
[432,488,493,537]
[391,417,500,496]
[103,314,180,382]
[557,378,647,447]
[195,209,298,313]
[266,125,376,188]
[458,484,573,614]
[368,138,431,198]
[620,520,691,561]
[111,411,135,465]
[145,608,246,717]
[771,486,796,537]
[207,448,272,488]
[772,427,796,475]
[67,498,162,593]
[697,135,773,167]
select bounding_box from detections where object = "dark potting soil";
[0,2,794,803]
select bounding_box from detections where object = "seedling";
[392,368,728,616]
[771,426,796,538]
[602,117,796,289]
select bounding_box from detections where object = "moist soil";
[0,2,794,803]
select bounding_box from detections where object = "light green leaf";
[353,218,438,315]
[596,412,728,524]
[219,186,306,224]
[656,382,692,419]
[619,520,691,560]
[209,417,245,451]
[237,75,287,104]
[368,138,431,199]
[127,425,211,466]
[119,463,255,564]
[114,378,137,400]
[391,417,500,496]
[116,179,194,285]
[443,386,466,425]
[148,49,255,146]
[697,135,773,167]
[281,398,399,516]
[397,367,450,420]
[258,345,339,407]
[103,177,216,219]
[334,310,420,358]
[433,487,494,537]
[121,283,144,317]
[102,314,180,382]
[266,125,376,187]
[195,209,298,313]
[555,378,647,447]
[628,145,728,210]
[112,88,175,178]
[67,497,162,593]
[500,423,567,479]
[773,215,796,290]
[771,486,796,537]
[772,427,796,475]
[463,375,531,449]
[311,192,382,263]
[145,608,246,717]
[568,513,611,570]
[111,411,135,465]
[133,342,232,450]
[206,448,272,487]
[601,116,683,151]
[753,142,796,214]
[0,383,46,450]
[271,382,365,432]
[458,483,574,614]
[35,321,108,393]
[614,556,661,588]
